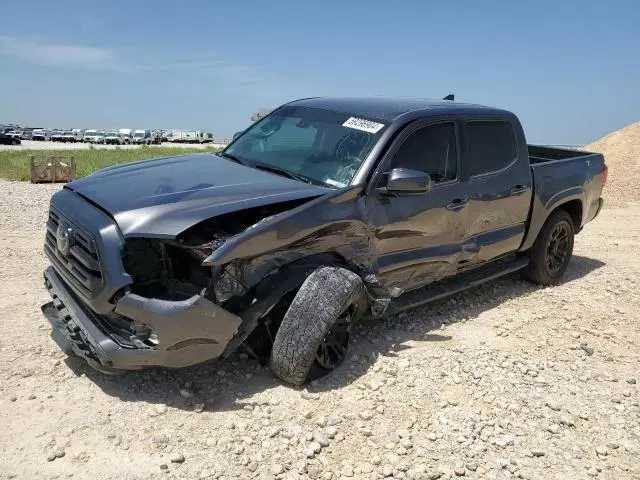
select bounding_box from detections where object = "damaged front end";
[43,197,318,372]
[42,266,242,372]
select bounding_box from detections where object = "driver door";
[367,119,469,294]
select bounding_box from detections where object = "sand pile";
[583,122,640,207]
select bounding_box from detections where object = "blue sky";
[1,0,638,144]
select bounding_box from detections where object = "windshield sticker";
[325,178,348,188]
[342,117,385,134]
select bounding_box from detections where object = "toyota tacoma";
[41,97,607,385]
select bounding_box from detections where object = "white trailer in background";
[166,130,213,143]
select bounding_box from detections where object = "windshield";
[224,105,387,188]
[134,132,146,137]
[106,132,119,137]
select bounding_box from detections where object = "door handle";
[446,197,468,211]
[510,185,527,196]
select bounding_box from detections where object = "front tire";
[522,210,575,285]
[270,267,364,386]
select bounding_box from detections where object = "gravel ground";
[0,179,638,480]
[0,140,227,151]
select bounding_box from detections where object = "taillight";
[601,164,608,188]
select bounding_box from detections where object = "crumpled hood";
[66,153,327,238]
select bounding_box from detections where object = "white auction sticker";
[342,117,385,134]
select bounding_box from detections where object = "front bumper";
[42,266,242,372]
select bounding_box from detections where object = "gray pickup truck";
[41,97,606,385]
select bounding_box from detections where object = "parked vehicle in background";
[61,129,84,142]
[21,128,38,140]
[151,130,163,144]
[57,131,71,142]
[0,125,22,135]
[51,130,65,142]
[132,129,153,144]
[38,97,606,385]
[118,129,133,144]
[32,129,52,141]
[84,130,106,144]
[59,130,83,143]
[104,130,125,145]
[0,133,21,145]
[6,130,24,140]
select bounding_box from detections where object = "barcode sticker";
[342,117,385,134]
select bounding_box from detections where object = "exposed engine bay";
[121,199,313,307]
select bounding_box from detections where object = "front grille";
[44,208,103,296]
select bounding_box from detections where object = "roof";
[287,96,507,122]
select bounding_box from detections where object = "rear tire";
[522,210,574,285]
[270,267,364,386]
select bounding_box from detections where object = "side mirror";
[232,131,243,140]
[378,168,431,195]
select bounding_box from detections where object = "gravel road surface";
[0,179,638,480]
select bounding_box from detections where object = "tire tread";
[270,267,363,386]
[522,209,574,285]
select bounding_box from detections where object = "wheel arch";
[221,252,367,358]
[556,199,582,232]
[520,191,584,252]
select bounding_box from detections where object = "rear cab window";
[464,120,518,176]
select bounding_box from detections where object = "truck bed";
[519,145,606,252]
[528,145,596,164]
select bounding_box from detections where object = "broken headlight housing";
[214,270,246,303]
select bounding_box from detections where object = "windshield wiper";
[218,152,247,165]
[252,163,317,185]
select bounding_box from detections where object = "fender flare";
[221,253,366,358]
[520,187,584,252]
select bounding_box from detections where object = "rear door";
[367,119,469,294]
[459,118,532,265]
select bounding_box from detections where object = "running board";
[377,256,529,319]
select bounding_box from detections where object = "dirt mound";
[583,122,640,207]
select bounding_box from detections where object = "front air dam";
[43,267,242,372]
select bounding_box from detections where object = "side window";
[465,121,517,176]
[389,122,458,183]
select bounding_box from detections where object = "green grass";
[0,145,222,181]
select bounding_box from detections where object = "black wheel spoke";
[327,340,345,358]
[314,312,351,370]
[544,222,572,274]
